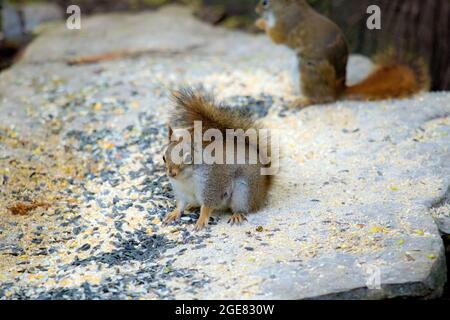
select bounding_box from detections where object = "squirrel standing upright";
[255,0,430,107]
[163,89,273,231]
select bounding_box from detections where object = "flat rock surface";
[1,5,449,299]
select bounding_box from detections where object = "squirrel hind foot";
[290,96,337,109]
[289,98,313,109]
[194,206,213,231]
[228,213,248,226]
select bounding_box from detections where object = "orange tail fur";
[343,50,430,101]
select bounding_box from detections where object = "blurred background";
[1,0,449,90]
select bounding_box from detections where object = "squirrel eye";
[163,155,166,163]
[263,0,269,8]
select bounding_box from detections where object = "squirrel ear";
[168,125,173,141]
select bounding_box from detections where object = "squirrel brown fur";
[255,0,431,107]
[163,88,273,231]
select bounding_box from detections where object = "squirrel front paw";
[194,217,209,231]
[228,213,248,226]
[194,206,213,231]
[255,18,267,30]
[163,208,181,225]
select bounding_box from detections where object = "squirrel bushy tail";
[343,49,430,101]
[170,88,274,188]
[170,88,257,133]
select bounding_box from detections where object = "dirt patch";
[8,202,50,216]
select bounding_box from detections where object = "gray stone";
[0,5,449,299]
[431,187,450,234]
[1,3,62,44]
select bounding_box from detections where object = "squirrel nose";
[169,169,177,178]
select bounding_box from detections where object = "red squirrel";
[256,0,430,107]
